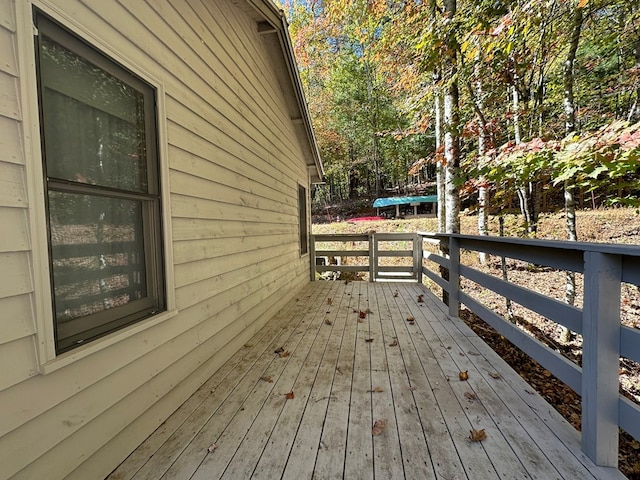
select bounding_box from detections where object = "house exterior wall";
[0,1,313,478]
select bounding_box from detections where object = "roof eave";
[245,0,324,184]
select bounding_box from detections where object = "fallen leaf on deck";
[207,443,217,453]
[359,310,367,319]
[365,338,374,342]
[274,347,284,354]
[327,297,332,305]
[417,294,424,303]
[325,318,332,325]
[467,351,480,356]
[261,375,273,383]
[285,391,295,400]
[406,315,415,322]
[368,386,384,393]
[372,418,388,436]
[488,372,501,379]
[389,338,398,347]
[469,428,487,442]
[244,343,253,348]
[393,290,399,297]
[459,370,469,381]
[464,391,477,400]
[279,351,291,358]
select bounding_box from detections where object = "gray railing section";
[420,232,640,469]
[311,233,419,281]
[311,231,640,468]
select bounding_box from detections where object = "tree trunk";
[443,0,460,234]
[476,57,489,262]
[560,4,584,343]
[444,83,460,234]
[435,75,446,233]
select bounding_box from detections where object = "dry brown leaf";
[365,338,374,343]
[389,338,398,347]
[207,443,217,453]
[285,391,295,400]
[464,391,477,400]
[359,310,367,319]
[274,347,284,354]
[327,297,333,305]
[406,315,415,322]
[488,372,501,379]
[279,351,291,358]
[417,294,424,303]
[372,418,388,436]
[469,428,487,442]
[325,318,332,325]
[244,343,253,348]
[368,386,384,393]
[459,371,469,381]
[393,290,399,297]
[261,375,273,383]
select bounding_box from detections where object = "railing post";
[413,233,421,282]
[309,235,316,282]
[582,251,621,467]
[448,236,460,317]
[369,232,375,282]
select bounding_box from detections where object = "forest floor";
[312,207,640,478]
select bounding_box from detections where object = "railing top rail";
[418,232,640,257]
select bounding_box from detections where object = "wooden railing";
[310,232,640,468]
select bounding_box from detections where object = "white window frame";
[17,1,176,372]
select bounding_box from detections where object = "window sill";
[39,308,178,375]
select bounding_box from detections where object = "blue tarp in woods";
[373,195,438,208]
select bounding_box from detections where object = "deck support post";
[448,236,460,317]
[582,251,621,467]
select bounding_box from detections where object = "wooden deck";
[107,281,623,480]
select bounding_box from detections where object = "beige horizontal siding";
[0,294,34,344]
[1,0,313,478]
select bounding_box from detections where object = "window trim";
[18,3,176,369]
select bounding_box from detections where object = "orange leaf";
[285,391,295,400]
[577,0,588,7]
[469,428,487,442]
[368,386,384,393]
[459,371,469,381]
[279,351,291,358]
[372,418,388,436]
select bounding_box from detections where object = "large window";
[298,185,308,255]
[35,12,165,353]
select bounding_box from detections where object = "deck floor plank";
[108,281,624,480]
[281,280,353,479]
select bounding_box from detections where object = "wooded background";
[278,0,640,235]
